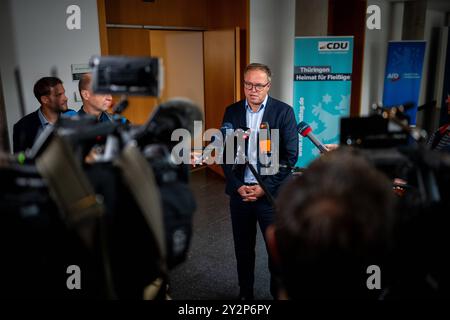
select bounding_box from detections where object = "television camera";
[0,56,202,299]
[338,103,450,298]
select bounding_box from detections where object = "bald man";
[77,73,113,122]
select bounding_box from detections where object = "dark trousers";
[230,193,278,298]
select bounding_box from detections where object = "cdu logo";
[318,41,350,52]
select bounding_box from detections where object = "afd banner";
[293,36,353,167]
[382,41,426,125]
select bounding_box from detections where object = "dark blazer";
[221,96,298,197]
[13,110,42,153]
[78,106,112,123]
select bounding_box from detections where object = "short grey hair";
[244,63,272,82]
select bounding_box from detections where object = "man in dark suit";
[221,63,298,300]
[13,77,69,153]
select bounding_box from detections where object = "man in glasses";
[13,76,70,153]
[221,63,298,300]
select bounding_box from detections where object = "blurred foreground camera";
[337,102,450,298]
[90,55,162,97]
[0,56,201,299]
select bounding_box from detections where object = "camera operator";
[2,56,198,299]
[266,147,396,299]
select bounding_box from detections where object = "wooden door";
[107,28,158,124]
[203,28,241,177]
[149,30,204,113]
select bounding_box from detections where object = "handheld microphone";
[214,122,234,164]
[297,121,328,154]
[221,122,233,134]
[209,122,233,144]
[259,122,271,154]
[238,126,250,155]
[233,126,250,168]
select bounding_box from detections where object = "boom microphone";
[297,121,328,154]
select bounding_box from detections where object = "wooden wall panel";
[206,0,249,92]
[204,29,239,177]
[105,0,207,28]
[107,28,150,56]
[328,0,366,116]
[149,30,205,113]
[97,0,109,55]
[107,28,157,124]
[206,0,247,30]
[204,30,237,130]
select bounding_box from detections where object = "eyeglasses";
[243,81,270,92]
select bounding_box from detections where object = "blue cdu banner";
[293,36,354,168]
[382,41,426,125]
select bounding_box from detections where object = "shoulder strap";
[114,144,168,281]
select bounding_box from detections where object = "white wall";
[249,0,296,105]
[0,0,20,151]
[0,0,101,150]
[360,0,403,116]
[389,1,404,41]
[295,0,328,36]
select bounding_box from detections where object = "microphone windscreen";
[221,122,233,135]
[155,98,203,135]
[259,121,271,153]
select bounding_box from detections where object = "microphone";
[205,122,234,147]
[220,122,234,139]
[112,98,129,114]
[214,122,234,164]
[239,126,250,158]
[233,126,250,168]
[297,121,328,154]
[135,98,203,147]
[201,122,234,165]
[259,122,271,154]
